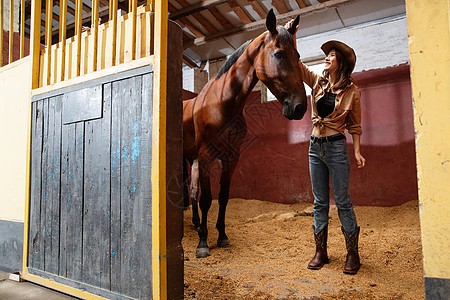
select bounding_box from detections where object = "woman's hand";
[351,134,366,168]
[284,19,299,36]
[355,152,366,168]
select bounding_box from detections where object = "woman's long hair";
[320,48,352,90]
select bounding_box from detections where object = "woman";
[285,20,366,274]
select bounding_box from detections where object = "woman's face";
[324,49,338,74]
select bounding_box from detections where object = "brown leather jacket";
[299,60,362,137]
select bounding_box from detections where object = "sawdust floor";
[183,199,424,299]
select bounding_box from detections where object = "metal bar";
[111,0,117,66]
[20,0,25,58]
[30,0,42,88]
[152,0,168,298]
[92,0,98,71]
[45,0,53,85]
[131,0,137,60]
[59,0,67,80]
[9,0,13,63]
[75,0,82,76]
[0,0,3,66]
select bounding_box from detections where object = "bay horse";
[183,9,307,258]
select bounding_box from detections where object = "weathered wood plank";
[60,121,84,281]
[50,96,62,275]
[82,85,111,289]
[29,100,44,271]
[112,74,152,298]
[110,81,122,294]
[40,98,50,273]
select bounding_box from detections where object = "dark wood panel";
[29,100,44,270]
[60,121,84,281]
[28,61,181,299]
[82,83,112,289]
[109,80,122,294]
[113,75,152,298]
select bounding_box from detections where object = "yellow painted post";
[30,0,42,89]
[0,0,3,66]
[405,0,450,297]
[75,0,82,76]
[152,0,168,298]
[109,0,113,21]
[111,0,117,66]
[9,0,13,63]
[92,0,99,71]
[131,0,137,60]
[45,0,53,85]
[59,0,67,81]
[148,0,154,12]
[20,0,25,58]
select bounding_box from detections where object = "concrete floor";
[0,271,77,300]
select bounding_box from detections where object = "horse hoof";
[217,239,230,248]
[196,248,210,258]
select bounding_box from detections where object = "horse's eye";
[274,51,284,59]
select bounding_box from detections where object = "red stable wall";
[183,64,418,207]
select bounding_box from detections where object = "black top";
[317,91,336,118]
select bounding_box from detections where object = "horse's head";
[255,9,307,120]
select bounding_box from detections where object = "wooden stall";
[21,1,184,299]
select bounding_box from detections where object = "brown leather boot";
[308,225,329,270]
[342,226,361,274]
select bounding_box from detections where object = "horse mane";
[216,39,254,79]
[215,27,294,80]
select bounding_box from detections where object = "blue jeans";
[309,134,358,235]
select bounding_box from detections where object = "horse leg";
[196,160,213,258]
[182,158,190,210]
[190,159,200,230]
[216,159,238,248]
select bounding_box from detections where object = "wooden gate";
[22,1,183,299]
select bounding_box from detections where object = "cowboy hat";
[321,40,356,72]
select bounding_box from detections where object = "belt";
[311,134,345,144]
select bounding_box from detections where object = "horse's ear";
[287,15,300,36]
[266,8,277,35]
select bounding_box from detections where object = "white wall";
[297,15,409,72]
[0,57,31,222]
[183,15,410,94]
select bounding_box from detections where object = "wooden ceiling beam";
[271,0,289,14]
[184,0,359,48]
[68,0,91,13]
[175,0,218,34]
[208,6,233,30]
[228,0,253,24]
[247,0,267,19]
[294,0,306,9]
[169,2,205,38]
[169,0,229,20]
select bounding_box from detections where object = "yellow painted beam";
[92,0,99,71]
[152,0,168,298]
[405,0,450,280]
[30,0,42,88]
[0,0,3,66]
[45,0,53,85]
[22,273,108,300]
[9,0,14,63]
[59,0,67,80]
[20,0,25,58]
[131,0,137,60]
[75,0,82,76]
[111,0,117,66]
